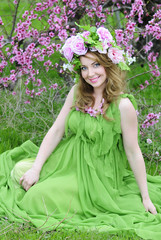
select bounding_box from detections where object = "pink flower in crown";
[71,36,87,55]
[65,36,76,45]
[97,41,108,54]
[61,36,75,62]
[81,31,90,40]
[62,47,73,62]
[90,42,108,54]
[108,47,124,64]
[97,27,113,44]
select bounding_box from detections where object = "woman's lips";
[89,76,99,83]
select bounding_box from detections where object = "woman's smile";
[89,76,100,83]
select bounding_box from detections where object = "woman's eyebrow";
[91,61,97,65]
[80,61,97,67]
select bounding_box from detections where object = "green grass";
[0,128,30,153]
[0,220,143,240]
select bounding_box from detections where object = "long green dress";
[0,93,161,239]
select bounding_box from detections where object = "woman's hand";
[20,167,40,191]
[142,197,157,215]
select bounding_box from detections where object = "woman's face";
[80,52,107,90]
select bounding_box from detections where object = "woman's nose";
[87,67,94,77]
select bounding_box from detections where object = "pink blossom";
[24,100,31,104]
[136,110,139,116]
[115,29,124,44]
[147,138,152,144]
[0,17,3,25]
[143,41,153,53]
[85,107,97,117]
[155,151,159,156]
[49,83,58,90]
[44,60,52,67]
[145,80,149,85]
[108,47,124,64]
[36,79,42,86]
[147,113,154,119]
[58,29,68,41]
[142,112,160,129]
[49,32,54,38]
[25,80,29,85]
[56,44,61,51]
[140,84,144,90]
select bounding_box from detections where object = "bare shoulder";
[119,97,137,123]
[119,97,136,113]
[69,84,76,94]
[66,84,77,99]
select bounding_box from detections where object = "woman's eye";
[81,66,87,71]
[94,63,100,67]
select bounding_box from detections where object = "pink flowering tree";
[0,0,161,165]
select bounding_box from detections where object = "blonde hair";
[74,51,127,120]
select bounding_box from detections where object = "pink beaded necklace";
[76,98,105,118]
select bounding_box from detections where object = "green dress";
[0,94,161,239]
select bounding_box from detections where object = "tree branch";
[127,67,161,81]
[9,0,21,40]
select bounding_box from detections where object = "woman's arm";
[20,85,75,191]
[119,98,157,215]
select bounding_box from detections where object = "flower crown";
[61,24,136,83]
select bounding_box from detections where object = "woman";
[0,25,161,239]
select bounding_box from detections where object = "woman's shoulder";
[118,93,137,115]
[67,84,77,97]
[119,97,135,111]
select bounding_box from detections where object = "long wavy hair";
[74,51,127,120]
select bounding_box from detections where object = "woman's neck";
[92,82,106,98]
[93,88,104,99]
